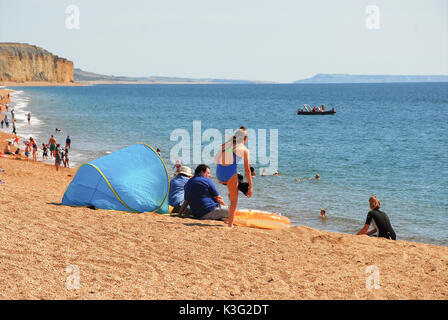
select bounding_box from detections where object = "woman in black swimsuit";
[357,195,396,240]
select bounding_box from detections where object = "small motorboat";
[297,104,336,115]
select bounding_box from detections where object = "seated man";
[168,166,193,215]
[180,164,228,220]
[3,141,12,154]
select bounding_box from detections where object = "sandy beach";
[1,88,448,300]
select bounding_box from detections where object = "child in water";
[320,209,327,221]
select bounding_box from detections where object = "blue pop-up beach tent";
[62,143,170,214]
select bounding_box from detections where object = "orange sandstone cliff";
[0,43,74,82]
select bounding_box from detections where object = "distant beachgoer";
[24,142,31,158]
[156,148,161,156]
[30,137,38,161]
[250,166,256,177]
[261,168,267,176]
[65,136,71,149]
[54,144,62,171]
[357,195,396,240]
[14,147,20,155]
[42,143,48,160]
[49,135,57,158]
[1,119,3,128]
[273,170,279,176]
[12,122,16,135]
[27,113,31,125]
[63,147,70,168]
[3,141,12,154]
[55,128,62,133]
[168,166,193,215]
[320,209,327,220]
[4,115,9,128]
[296,173,320,182]
[173,160,182,177]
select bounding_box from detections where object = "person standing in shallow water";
[357,195,396,240]
[48,135,57,158]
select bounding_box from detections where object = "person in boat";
[357,195,396,240]
[321,104,326,111]
[214,126,253,227]
[313,106,317,112]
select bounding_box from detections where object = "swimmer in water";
[320,209,327,221]
[296,173,320,182]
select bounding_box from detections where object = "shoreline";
[1,86,447,246]
[0,88,72,167]
[0,88,445,246]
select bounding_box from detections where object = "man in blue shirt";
[180,164,228,220]
[168,166,192,214]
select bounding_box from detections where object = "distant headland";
[1,43,447,86]
[73,68,274,85]
[294,73,448,84]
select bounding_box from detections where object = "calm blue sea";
[2,83,447,246]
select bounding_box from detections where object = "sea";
[1,83,447,246]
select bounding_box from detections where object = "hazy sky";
[0,0,447,82]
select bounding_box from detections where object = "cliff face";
[0,43,74,82]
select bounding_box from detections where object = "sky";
[0,0,447,83]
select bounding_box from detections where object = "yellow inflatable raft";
[234,209,291,230]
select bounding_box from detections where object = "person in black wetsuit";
[357,195,396,240]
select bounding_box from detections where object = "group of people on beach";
[2,133,71,170]
[168,126,252,227]
[42,135,71,170]
[166,126,396,239]
[1,88,74,170]
[1,94,17,134]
